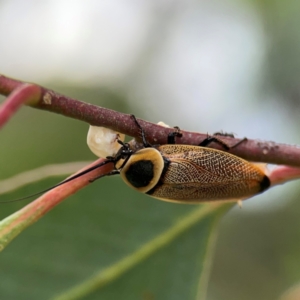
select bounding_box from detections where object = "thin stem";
[0,74,300,166]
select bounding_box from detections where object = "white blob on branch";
[87,126,125,158]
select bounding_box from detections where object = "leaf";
[0,176,231,300]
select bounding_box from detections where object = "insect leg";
[130,115,151,147]
[199,133,247,150]
[213,132,248,148]
[167,126,182,144]
[213,131,235,138]
[199,135,230,150]
[229,137,248,149]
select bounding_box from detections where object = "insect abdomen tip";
[260,175,271,192]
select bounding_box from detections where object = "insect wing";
[147,145,269,203]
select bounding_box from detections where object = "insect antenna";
[0,158,115,204]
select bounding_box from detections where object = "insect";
[3,115,270,204]
[97,115,270,203]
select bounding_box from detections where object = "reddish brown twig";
[0,74,300,166]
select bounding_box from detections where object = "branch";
[0,74,300,166]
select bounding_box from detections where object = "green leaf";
[0,176,230,300]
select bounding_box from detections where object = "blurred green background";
[1,1,300,299]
